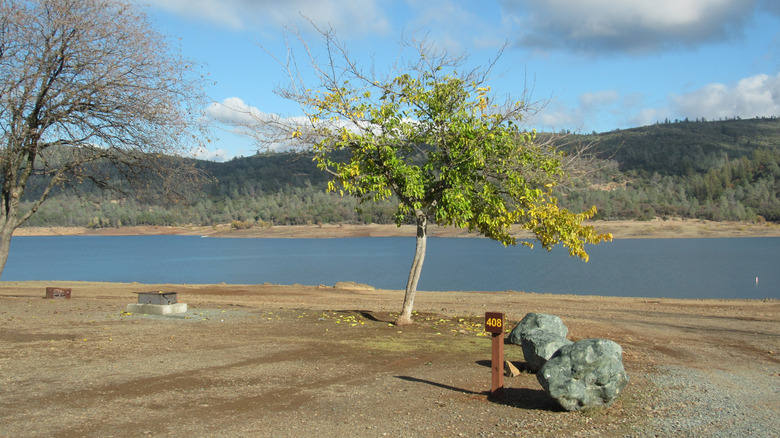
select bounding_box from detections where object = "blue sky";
[136,0,780,161]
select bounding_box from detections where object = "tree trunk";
[0,223,14,280]
[395,210,427,325]
[0,201,18,280]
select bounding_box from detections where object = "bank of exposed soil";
[1,281,777,437]
[13,219,780,239]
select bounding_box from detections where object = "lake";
[3,235,778,299]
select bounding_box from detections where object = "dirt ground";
[1,281,778,437]
[13,218,780,239]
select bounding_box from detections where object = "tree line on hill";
[19,117,780,228]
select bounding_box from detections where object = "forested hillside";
[20,117,780,228]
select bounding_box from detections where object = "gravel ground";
[647,366,780,437]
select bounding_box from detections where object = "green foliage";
[270,32,616,323]
[304,68,610,258]
[561,141,780,223]
[20,186,397,228]
[230,220,253,230]
[195,152,333,197]
[592,117,780,176]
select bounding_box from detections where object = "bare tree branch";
[0,0,210,277]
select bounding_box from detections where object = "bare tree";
[0,0,208,278]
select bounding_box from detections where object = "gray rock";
[537,338,629,411]
[521,329,573,372]
[507,313,568,345]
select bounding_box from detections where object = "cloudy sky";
[138,0,780,161]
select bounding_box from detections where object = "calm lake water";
[3,235,778,299]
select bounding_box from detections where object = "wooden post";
[485,312,505,398]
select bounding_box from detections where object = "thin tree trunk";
[0,226,14,279]
[396,210,427,325]
[0,208,18,280]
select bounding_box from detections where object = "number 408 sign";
[485,312,504,334]
[484,311,505,397]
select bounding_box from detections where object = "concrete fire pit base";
[126,303,188,316]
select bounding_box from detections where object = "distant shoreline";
[13,219,780,239]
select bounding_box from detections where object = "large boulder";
[508,313,571,372]
[537,338,629,411]
[521,329,573,372]
[507,313,568,345]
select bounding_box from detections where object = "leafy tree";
[233,30,611,324]
[0,0,207,277]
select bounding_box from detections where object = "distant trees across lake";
[20,117,780,228]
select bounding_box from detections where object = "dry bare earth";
[13,219,780,239]
[1,282,778,437]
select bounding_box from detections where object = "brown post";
[485,312,505,398]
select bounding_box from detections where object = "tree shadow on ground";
[395,375,562,412]
[333,310,393,323]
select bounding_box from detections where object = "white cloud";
[207,97,311,130]
[568,73,780,130]
[190,145,232,162]
[532,90,639,132]
[205,97,266,126]
[145,0,391,36]
[503,0,768,54]
[531,102,583,131]
[670,73,780,120]
[205,97,295,152]
[207,97,356,153]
